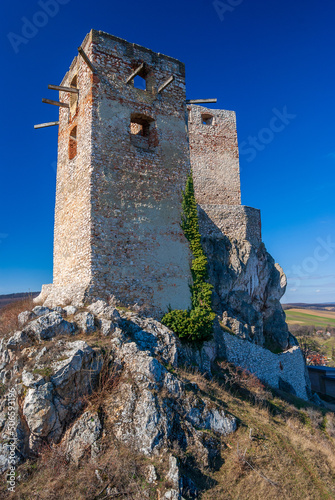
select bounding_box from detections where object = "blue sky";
[0,0,334,303]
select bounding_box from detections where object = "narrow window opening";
[69,126,77,159]
[133,74,146,90]
[70,74,78,114]
[202,113,214,125]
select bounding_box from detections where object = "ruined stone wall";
[188,105,241,206]
[218,330,310,400]
[197,205,262,246]
[53,31,94,293]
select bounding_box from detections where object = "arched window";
[69,126,77,159]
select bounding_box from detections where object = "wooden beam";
[125,62,145,84]
[186,99,217,104]
[78,46,96,73]
[158,75,174,94]
[48,84,79,94]
[42,98,69,108]
[34,121,59,129]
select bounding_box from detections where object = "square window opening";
[130,114,153,138]
[133,74,146,91]
[202,113,214,126]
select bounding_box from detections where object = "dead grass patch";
[0,297,34,338]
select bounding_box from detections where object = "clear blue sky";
[0,0,334,303]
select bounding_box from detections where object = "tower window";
[70,74,78,115]
[130,114,153,137]
[133,74,146,90]
[202,113,214,125]
[69,126,77,159]
[130,113,156,149]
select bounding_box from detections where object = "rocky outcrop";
[203,237,296,352]
[0,301,237,492]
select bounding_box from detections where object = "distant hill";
[0,292,39,309]
[282,302,335,311]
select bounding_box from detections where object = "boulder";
[7,330,34,351]
[18,341,103,452]
[23,312,75,341]
[88,300,121,321]
[32,306,52,317]
[18,310,36,327]
[23,383,61,441]
[63,305,78,317]
[63,410,102,464]
[74,312,96,334]
[99,319,116,336]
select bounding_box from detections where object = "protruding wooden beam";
[48,84,79,94]
[42,98,69,108]
[126,62,145,84]
[186,99,217,104]
[158,75,174,94]
[78,46,96,73]
[34,121,59,129]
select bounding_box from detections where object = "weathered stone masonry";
[43,30,261,316]
[45,30,193,315]
[188,104,261,247]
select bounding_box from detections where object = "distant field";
[285,308,335,328]
[0,292,39,309]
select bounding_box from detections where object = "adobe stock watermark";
[0,233,8,244]
[287,235,335,290]
[213,0,243,22]
[7,0,71,54]
[239,106,296,163]
[5,387,18,493]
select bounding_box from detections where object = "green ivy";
[162,172,215,342]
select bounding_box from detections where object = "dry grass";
[2,359,335,499]
[0,430,164,499]
[0,297,34,338]
[1,318,335,499]
[178,361,335,500]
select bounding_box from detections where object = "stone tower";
[38,29,261,316]
[188,105,261,247]
[43,30,193,315]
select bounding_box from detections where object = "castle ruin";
[34,29,311,400]
[38,29,261,316]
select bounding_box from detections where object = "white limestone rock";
[22,312,76,341]
[63,410,102,464]
[146,464,157,484]
[32,306,52,317]
[74,311,96,334]
[99,319,116,336]
[63,305,78,316]
[7,330,34,351]
[23,383,61,441]
[18,310,36,327]
[88,300,121,321]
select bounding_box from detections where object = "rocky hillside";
[0,299,334,499]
